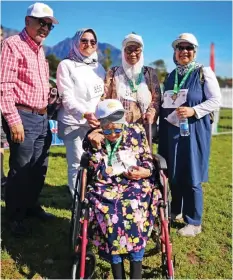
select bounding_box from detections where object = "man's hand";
[123,166,151,180]
[10,123,24,143]
[84,112,100,128]
[88,128,104,150]
[176,106,195,119]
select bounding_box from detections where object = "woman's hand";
[84,112,100,128]
[176,106,195,119]
[123,166,151,180]
[88,128,104,150]
[143,112,154,124]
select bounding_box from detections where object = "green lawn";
[1,134,232,279]
[218,108,232,132]
[219,108,232,119]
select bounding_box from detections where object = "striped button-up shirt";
[1,28,49,127]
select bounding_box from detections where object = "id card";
[162,89,188,109]
[104,150,137,176]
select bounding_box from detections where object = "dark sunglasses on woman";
[102,128,123,135]
[125,46,142,55]
[176,45,195,51]
[80,38,97,46]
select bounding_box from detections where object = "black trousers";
[3,110,52,221]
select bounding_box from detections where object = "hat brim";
[97,109,125,120]
[172,38,194,49]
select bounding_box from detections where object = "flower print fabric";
[86,123,161,259]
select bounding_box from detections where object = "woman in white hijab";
[56,28,105,198]
[104,33,161,126]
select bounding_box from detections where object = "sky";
[1,0,232,77]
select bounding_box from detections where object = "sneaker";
[171,213,183,221]
[177,224,202,237]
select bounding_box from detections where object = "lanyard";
[128,70,143,93]
[105,135,123,166]
[173,64,195,94]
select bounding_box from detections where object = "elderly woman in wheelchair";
[82,99,161,279]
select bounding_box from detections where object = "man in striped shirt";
[1,2,59,236]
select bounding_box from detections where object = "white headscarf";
[68,28,98,65]
[121,33,144,81]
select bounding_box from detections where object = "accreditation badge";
[162,89,188,109]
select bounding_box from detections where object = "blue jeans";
[3,110,52,221]
[171,181,203,225]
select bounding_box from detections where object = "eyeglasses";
[176,45,195,51]
[80,38,97,46]
[124,47,142,55]
[102,128,123,135]
[30,16,54,31]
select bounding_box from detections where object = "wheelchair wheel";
[159,205,174,279]
[71,251,96,279]
[70,169,85,253]
[162,252,174,279]
[151,217,162,253]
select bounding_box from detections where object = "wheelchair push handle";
[148,123,152,151]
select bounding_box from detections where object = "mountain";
[2,26,121,66]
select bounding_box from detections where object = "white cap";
[95,99,125,120]
[26,2,59,24]
[122,33,144,49]
[172,33,198,49]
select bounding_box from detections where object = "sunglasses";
[102,128,123,135]
[176,45,195,51]
[124,47,142,55]
[30,16,54,31]
[80,38,97,46]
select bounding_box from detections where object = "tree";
[102,48,112,71]
[46,54,61,79]
[149,59,168,83]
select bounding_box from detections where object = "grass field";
[1,134,232,279]
[218,108,232,132]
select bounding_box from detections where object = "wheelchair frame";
[69,150,175,280]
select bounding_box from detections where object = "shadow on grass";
[1,206,73,279]
[170,220,185,230]
[49,152,66,159]
[39,183,73,211]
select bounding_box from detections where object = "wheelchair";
[69,125,174,279]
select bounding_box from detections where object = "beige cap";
[172,33,198,49]
[27,2,59,24]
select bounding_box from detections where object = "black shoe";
[27,206,55,221]
[8,220,28,236]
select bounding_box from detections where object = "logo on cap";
[107,102,118,109]
[43,6,52,15]
[180,34,189,40]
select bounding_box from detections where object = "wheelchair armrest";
[153,154,167,170]
[80,152,90,168]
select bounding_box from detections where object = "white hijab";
[119,33,151,113]
[121,33,144,81]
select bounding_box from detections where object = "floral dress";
[86,123,161,260]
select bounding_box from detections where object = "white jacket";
[56,59,105,126]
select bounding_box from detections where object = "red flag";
[210,43,215,72]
